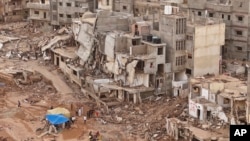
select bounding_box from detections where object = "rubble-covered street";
[0,21,225,141]
[0,22,189,141]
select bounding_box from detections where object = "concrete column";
[133,93,137,104]
[138,92,142,104]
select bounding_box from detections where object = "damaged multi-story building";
[186,17,225,77]
[27,0,114,29]
[189,74,248,125]
[187,0,250,61]
[0,0,28,22]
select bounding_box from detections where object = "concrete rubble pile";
[0,68,56,104]
[0,22,57,61]
[96,97,188,140]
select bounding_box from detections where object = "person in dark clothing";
[87,110,90,118]
[89,109,95,118]
[18,100,21,108]
[89,131,94,141]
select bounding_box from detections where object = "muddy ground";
[0,22,228,141]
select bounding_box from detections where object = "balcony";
[26,3,50,10]
[205,3,232,12]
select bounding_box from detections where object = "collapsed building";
[189,75,247,125]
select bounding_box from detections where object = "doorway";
[44,12,46,19]
[207,110,211,121]
[197,109,200,119]
[177,89,180,96]
[56,57,59,66]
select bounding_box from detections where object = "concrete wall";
[192,23,225,77]
[29,9,50,21]
[95,12,130,32]
[98,0,112,10]
[188,0,250,61]
[113,0,133,13]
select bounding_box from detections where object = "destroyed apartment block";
[39,27,83,86]
[189,75,247,125]
[69,10,179,109]
[0,0,28,22]
[166,118,229,141]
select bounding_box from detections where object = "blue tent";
[46,114,69,125]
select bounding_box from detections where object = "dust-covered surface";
[0,22,230,141]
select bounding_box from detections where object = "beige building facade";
[186,18,225,77]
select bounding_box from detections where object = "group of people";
[89,131,101,141]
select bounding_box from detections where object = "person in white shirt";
[83,116,87,124]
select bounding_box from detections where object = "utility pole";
[247,68,250,124]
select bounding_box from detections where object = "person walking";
[78,108,82,117]
[18,100,21,108]
[95,131,101,140]
[83,116,87,124]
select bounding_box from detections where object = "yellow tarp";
[47,107,71,118]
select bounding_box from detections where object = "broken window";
[61,57,64,62]
[59,14,63,17]
[223,98,230,104]
[186,35,193,40]
[135,60,145,72]
[34,11,39,15]
[236,46,242,51]
[186,69,192,75]
[188,54,192,59]
[198,11,201,16]
[123,6,127,10]
[158,47,163,55]
[67,14,72,18]
[13,12,16,15]
[107,0,109,6]
[73,70,77,76]
[132,39,139,45]
[43,12,46,19]
[66,3,71,7]
[222,14,224,19]
[41,0,45,4]
[59,2,62,6]
[238,16,243,22]
[228,15,231,20]
[150,62,153,68]
[157,64,164,74]
[236,30,243,36]
[209,13,213,17]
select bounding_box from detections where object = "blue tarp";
[46,114,69,125]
